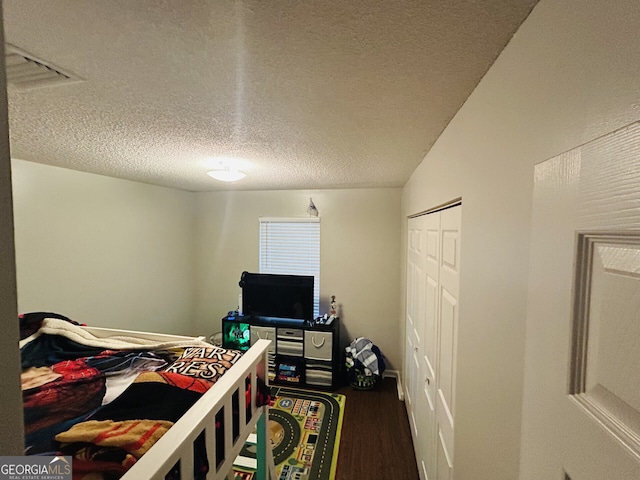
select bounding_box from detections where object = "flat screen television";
[239,271,314,321]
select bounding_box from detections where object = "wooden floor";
[334,376,420,480]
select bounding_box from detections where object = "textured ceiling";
[3,0,538,192]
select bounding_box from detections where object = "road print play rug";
[233,386,345,480]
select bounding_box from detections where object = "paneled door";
[406,215,425,444]
[420,212,440,480]
[406,204,461,480]
[521,123,640,479]
[434,206,460,480]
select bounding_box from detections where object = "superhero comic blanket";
[19,312,269,480]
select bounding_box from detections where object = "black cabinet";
[222,315,341,389]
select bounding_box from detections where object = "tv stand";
[221,314,341,389]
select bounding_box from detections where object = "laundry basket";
[344,337,386,390]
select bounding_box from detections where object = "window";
[259,217,320,317]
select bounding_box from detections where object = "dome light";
[207,168,246,182]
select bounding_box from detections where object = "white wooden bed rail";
[80,327,275,480]
[82,325,208,343]
[124,338,274,480]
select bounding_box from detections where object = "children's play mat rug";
[233,386,346,480]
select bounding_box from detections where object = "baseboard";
[382,369,405,401]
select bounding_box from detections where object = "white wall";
[10,158,404,367]
[401,0,640,479]
[0,15,24,453]
[11,159,197,335]
[193,188,403,369]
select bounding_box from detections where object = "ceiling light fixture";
[207,168,246,182]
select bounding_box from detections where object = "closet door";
[406,204,461,480]
[434,206,461,480]
[418,211,440,480]
[406,216,425,443]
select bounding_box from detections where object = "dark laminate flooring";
[334,376,420,480]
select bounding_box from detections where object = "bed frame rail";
[118,339,275,480]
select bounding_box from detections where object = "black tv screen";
[239,271,314,321]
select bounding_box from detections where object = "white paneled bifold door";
[406,204,461,480]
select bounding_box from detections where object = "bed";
[19,312,276,480]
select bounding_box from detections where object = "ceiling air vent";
[4,43,81,90]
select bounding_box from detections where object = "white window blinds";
[259,217,320,317]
